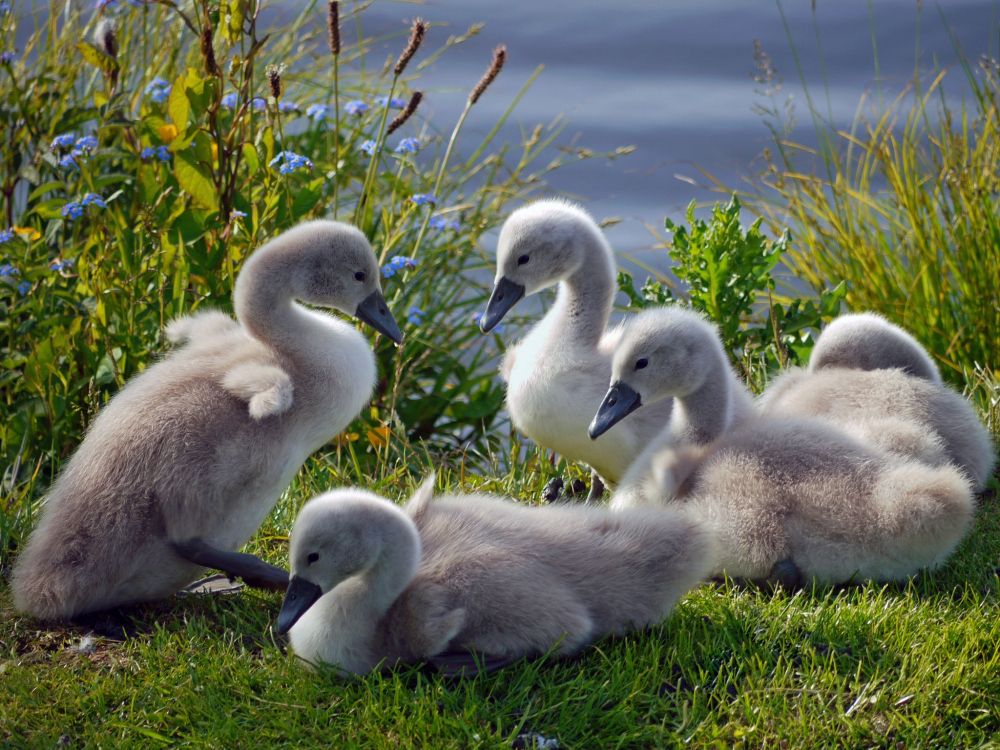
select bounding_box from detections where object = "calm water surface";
[348,0,998,262]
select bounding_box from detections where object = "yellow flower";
[366,424,391,448]
[157,123,178,143]
[334,431,360,446]
[13,226,40,241]
[211,142,219,162]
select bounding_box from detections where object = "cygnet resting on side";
[478,200,677,499]
[275,476,716,675]
[593,310,975,585]
[759,313,995,490]
[12,221,403,620]
[586,307,755,508]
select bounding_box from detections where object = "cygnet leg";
[541,477,564,502]
[428,650,519,676]
[587,472,605,502]
[171,538,289,591]
[767,558,803,591]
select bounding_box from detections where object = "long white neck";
[541,233,616,351]
[234,246,327,362]
[671,351,733,446]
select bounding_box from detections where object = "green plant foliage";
[0,1,567,509]
[618,196,846,378]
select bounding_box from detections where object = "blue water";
[355,0,998,260]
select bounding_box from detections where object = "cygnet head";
[237,220,402,343]
[589,307,721,439]
[480,200,611,332]
[275,489,419,634]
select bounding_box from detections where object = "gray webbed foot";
[767,558,804,591]
[541,477,564,502]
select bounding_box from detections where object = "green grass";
[3,461,999,749]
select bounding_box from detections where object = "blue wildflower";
[0,230,14,244]
[344,100,368,116]
[251,97,266,111]
[407,307,424,326]
[49,257,75,272]
[278,101,299,113]
[17,280,30,296]
[429,215,460,231]
[51,133,76,151]
[394,137,419,154]
[306,103,329,120]
[381,255,418,278]
[0,262,18,276]
[376,95,406,108]
[141,145,171,162]
[76,135,98,152]
[81,193,106,207]
[230,209,247,220]
[359,139,377,155]
[144,78,170,103]
[58,154,79,170]
[61,202,84,220]
[0,2,11,14]
[221,92,239,109]
[410,193,436,206]
[1,51,15,64]
[268,150,313,174]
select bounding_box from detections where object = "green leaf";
[77,42,103,68]
[174,151,218,212]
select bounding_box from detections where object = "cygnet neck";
[670,349,732,446]
[545,231,616,351]
[234,244,326,361]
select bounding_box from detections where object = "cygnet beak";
[276,575,323,635]
[356,289,403,345]
[589,381,642,439]
[480,276,525,332]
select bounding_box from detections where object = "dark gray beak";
[355,289,403,344]
[275,575,323,635]
[589,382,642,439]
[480,276,525,332]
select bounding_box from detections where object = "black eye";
[306,552,319,565]
[354,271,366,282]
[635,358,648,370]
[517,254,530,266]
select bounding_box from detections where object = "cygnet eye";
[306,552,319,565]
[517,254,530,266]
[635,357,649,370]
[354,271,366,282]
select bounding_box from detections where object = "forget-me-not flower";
[394,137,419,154]
[429,215,460,231]
[16,280,30,296]
[1,51,15,64]
[50,258,75,272]
[269,150,313,174]
[359,139,377,155]
[0,229,14,244]
[75,135,98,152]
[251,97,267,112]
[381,255,418,278]
[278,101,299,113]
[344,100,368,116]
[407,307,424,326]
[58,154,79,169]
[51,133,77,151]
[221,92,239,110]
[376,95,406,108]
[140,145,171,162]
[144,78,170,103]
[0,262,18,276]
[230,209,247,219]
[306,103,329,120]
[410,193,436,206]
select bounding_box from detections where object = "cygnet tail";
[10,542,91,620]
[869,461,975,578]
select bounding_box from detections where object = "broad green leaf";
[174,151,218,212]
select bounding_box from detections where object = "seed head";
[327,1,341,56]
[94,19,118,60]
[386,91,423,135]
[267,65,283,100]
[394,18,426,76]
[469,45,506,105]
[201,25,220,77]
